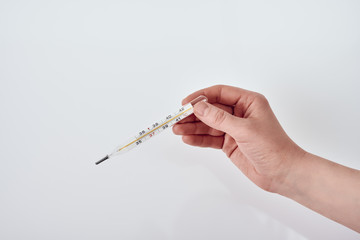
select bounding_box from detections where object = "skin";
[172,85,360,233]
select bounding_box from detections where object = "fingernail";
[194,101,209,116]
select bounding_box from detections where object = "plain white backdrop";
[1,0,359,239]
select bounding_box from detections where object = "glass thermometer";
[96,95,207,165]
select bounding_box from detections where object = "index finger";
[182,85,257,106]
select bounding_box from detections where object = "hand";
[173,85,305,193]
[173,85,360,232]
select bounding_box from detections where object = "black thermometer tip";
[96,155,109,165]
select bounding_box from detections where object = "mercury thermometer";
[96,95,207,165]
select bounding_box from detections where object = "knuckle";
[212,109,227,125]
[254,93,269,106]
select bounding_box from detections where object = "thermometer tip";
[96,155,109,165]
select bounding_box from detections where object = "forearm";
[278,152,360,232]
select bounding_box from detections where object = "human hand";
[173,85,305,193]
[173,85,360,232]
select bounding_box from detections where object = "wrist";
[273,147,310,197]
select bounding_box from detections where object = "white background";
[1,0,359,239]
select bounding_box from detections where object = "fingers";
[193,101,244,139]
[182,85,257,107]
[178,103,233,124]
[182,135,224,149]
[173,121,224,136]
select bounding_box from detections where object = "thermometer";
[96,95,207,165]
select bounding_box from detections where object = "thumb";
[193,101,243,136]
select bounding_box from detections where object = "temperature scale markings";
[117,107,193,152]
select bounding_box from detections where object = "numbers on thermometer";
[132,106,192,147]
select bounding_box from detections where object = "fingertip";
[181,98,186,105]
[182,135,193,145]
[172,124,181,135]
[193,101,209,117]
[182,93,205,106]
[172,125,177,134]
[181,97,190,106]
